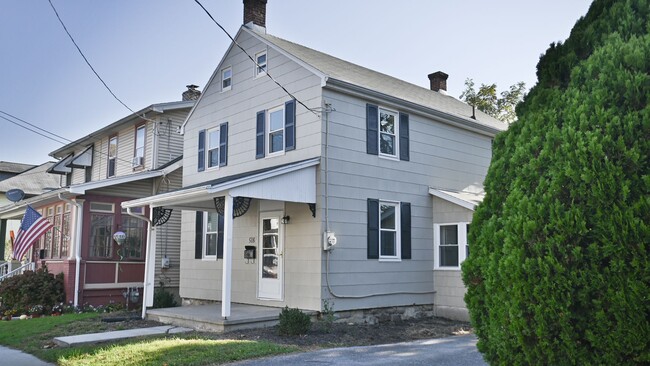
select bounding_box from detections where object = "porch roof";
[429,186,485,211]
[122,158,320,211]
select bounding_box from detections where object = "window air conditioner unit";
[132,156,143,167]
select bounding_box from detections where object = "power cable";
[0,109,151,166]
[47,0,156,124]
[0,110,72,143]
[193,0,320,118]
[0,114,68,145]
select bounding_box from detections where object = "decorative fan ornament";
[308,203,316,218]
[153,207,173,226]
[213,196,252,218]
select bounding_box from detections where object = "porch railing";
[0,261,35,282]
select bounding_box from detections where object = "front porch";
[146,303,289,333]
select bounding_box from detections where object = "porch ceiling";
[122,158,319,211]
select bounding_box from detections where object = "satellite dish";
[6,189,25,203]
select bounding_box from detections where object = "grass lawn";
[0,314,297,365]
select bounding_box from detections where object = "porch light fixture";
[281,215,291,224]
[113,231,127,245]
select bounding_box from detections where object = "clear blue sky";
[0,0,592,165]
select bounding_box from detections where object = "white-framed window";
[207,128,220,168]
[107,135,117,177]
[379,108,398,158]
[379,201,401,260]
[267,105,284,155]
[204,211,220,259]
[134,124,145,167]
[434,223,470,269]
[221,66,232,91]
[255,50,267,77]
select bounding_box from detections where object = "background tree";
[462,0,649,364]
[459,79,525,123]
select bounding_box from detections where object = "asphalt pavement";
[231,334,487,366]
[0,331,486,366]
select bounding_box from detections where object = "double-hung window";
[134,125,145,167]
[197,122,228,171]
[367,198,411,260]
[89,203,115,258]
[207,128,220,168]
[268,106,284,155]
[255,100,296,159]
[366,104,409,161]
[434,223,470,269]
[107,135,117,177]
[194,211,224,259]
[379,108,398,157]
[255,50,267,77]
[221,66,232,91]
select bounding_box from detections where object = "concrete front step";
[146,306,281,333]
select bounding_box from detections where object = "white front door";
[258,211,283,300]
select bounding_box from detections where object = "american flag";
[11,205,53,261]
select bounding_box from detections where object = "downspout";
[58,193,83,307]
[126,207,152,319]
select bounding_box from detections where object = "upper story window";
[221,66,232,91]
[434,223,470,269]
[268,106,284,155]
[207,128,220,169]
[367,198,411,261]
[107,135,117,177]
[366,104,409,161]
[255,50,267,77]
[255,100,296,159]
[197,122,228,172]
[379,108,398,157]
[133,125,145,168]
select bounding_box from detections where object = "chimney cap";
[186,84,199,90]
[427,71,448,81]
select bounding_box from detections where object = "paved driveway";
[231,335,487,366]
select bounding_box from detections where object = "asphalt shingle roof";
[0,162,61,195]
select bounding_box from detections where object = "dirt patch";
[94,312,472,349]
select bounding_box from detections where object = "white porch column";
[221,194,234,318]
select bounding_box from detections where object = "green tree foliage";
[462,0,650,364]
[460,79,526,123]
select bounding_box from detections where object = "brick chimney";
[182,84,201,101]
[243,0,267,27]
[428,71,448,93]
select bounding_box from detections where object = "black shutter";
[256,111,265,159]
[217,213,224,258]
[366,104,378,155]
[198,130,206,172]
[367,198,379,259]
[194,211,203,259]
[400,202,411,259]
[219,122,228,167]
[285,100,296,151]
[399,113,410,161]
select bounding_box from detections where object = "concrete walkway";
[54,325,192,347]
[0,345,54,366]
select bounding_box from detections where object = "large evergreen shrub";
[462,0,649,364]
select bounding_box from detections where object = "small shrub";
[153,283,178,309]
[318,299,335,333]
[278,306,311,336]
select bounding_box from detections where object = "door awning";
[122,158,320,211]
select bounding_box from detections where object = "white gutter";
[58,193,83,307]
[126,207,153,319]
